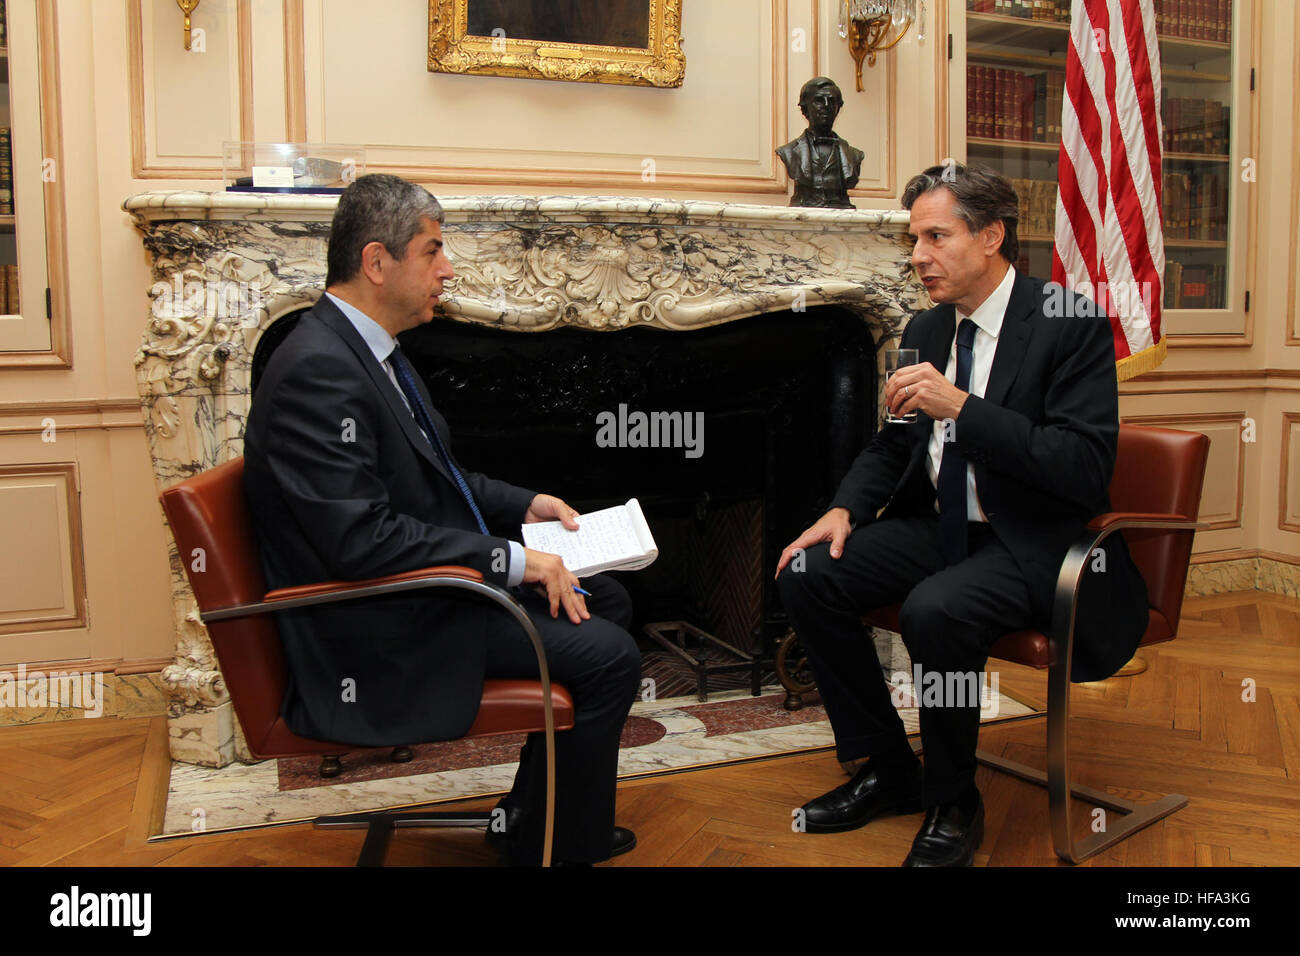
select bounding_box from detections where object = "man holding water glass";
[775,163,1148,866]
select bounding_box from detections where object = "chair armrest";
[201,560,564,865]
[202,565,485,622]
[1085,511,1204,533]
[1049,513,1208,669]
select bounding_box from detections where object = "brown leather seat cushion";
[251,679,577,759]
[864,604,1175,670]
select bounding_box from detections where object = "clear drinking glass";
[884,348,918,424]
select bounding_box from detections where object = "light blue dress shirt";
[325,292,527,586]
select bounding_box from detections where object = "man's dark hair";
[799,75,844,112]
[901,162,1020,264]
[325,174,445,286]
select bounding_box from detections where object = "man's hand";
[885,361,969,423]
[522,548,589,625]
[775,507,854,578]
[524,493,581,530]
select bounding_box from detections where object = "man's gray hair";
[326,174,445,286]
[901,163,1020,264]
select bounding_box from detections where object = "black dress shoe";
[800,759,924,833]
[486,803,636,860]
[902,793,984,867]
[608,826,637,857]
[484,803,524,852]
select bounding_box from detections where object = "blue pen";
[572,586,592,597]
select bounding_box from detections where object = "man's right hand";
[522,548,590,625]
[775,507,854,578]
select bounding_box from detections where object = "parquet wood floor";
[2,590,1296,867]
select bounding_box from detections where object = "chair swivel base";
[314,809,495,867]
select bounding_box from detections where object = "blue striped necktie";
[387,346,489,535]
[937,318,978,565]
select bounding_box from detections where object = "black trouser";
[482,573,639,864]
[776,514,1038,806]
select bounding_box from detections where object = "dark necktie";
[388,346,489,535]
[937,318,978,565]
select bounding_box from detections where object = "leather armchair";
[160,457,575,866]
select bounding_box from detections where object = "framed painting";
[428,0,686,88]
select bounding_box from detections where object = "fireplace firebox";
[254,305,877,684]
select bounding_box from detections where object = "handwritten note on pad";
[521,499,658,578]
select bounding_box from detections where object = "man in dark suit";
[775,163,1148,866]
[243,174,641,866]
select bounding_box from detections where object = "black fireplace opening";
[402,307,877,662]
[252,305,879,686]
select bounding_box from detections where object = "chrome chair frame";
[971,514,1204,863]
[201,572,559,867]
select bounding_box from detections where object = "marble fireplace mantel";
[125,190,928,767]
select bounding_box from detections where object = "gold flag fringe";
[1115,336,1167,383]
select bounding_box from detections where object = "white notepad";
[520,498,659,578]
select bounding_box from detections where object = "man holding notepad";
[243,174,641,866]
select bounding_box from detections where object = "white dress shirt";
[326,292,526,585]
[924,264,1016,523]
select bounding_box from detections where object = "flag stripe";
[1099,0,1160,348]
[1091,0,1152,356]
[1052,0,1166,376]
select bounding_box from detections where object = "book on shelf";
[0,0,7,49]
[972,0,1231,41]
[968,0,1071,20]
[2,264,17,315]
[1162,93,1229,156]
[1161,169,1227,241]
[0,127,12,216]
[1163,260,1227,309]
[966,65,1065,143]
[520,499,659,578]
[1180,265,1209,308]
[1033,72,1047,140]
[1153,0,1231,43]
[1008,177,1058,238]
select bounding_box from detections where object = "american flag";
[1052,0,1166,381]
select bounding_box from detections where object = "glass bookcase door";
[0,0,52,353]
[952,0,1247,334]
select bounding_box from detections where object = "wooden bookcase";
[0,0,68,363]
[948,0,1255,340]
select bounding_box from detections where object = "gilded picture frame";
[428,0,686,88]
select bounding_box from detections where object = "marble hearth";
[124,191,927,767]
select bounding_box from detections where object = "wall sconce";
[839,0,925,91]
[176,0,200,51]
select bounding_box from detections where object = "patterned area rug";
[155,676,1042,839]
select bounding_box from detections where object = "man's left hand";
[525,494,581,530]
[885,361,969,423]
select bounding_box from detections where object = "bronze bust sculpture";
[777,77,866,209]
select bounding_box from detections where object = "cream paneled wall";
[0,0,1296,683]
[133,0,249,174]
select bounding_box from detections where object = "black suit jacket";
[830,271,1148,682]
[243,294,537,745]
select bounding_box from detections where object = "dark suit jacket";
[829,271,1149,682]
[243,294,537,746]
